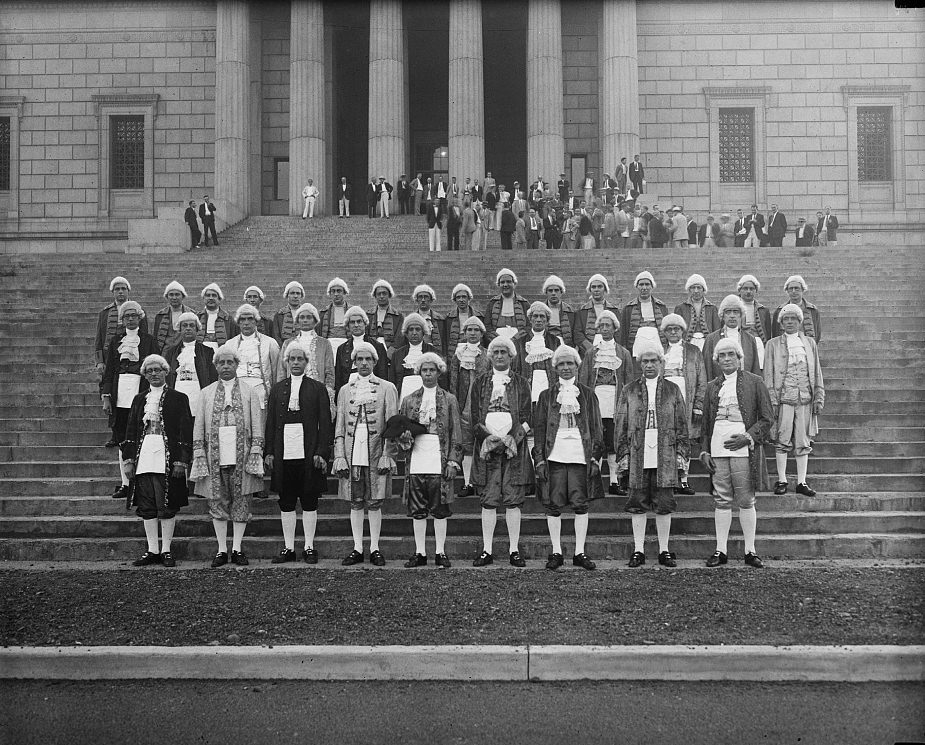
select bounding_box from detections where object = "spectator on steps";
[199,195,218,247]
[184,200,201,249]
[816,206,839,246]
[794,216,815,247]
[337,177,352,218]
[301,179,319,219]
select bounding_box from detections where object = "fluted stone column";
[526,0,564,186]
[215,0,251,223]
[289,0,326,215]
[600,0,640,174]
[449,0,485,183]
[368,0,407,182]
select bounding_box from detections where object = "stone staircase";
[1,214,923,562]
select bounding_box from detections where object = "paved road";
[2,680,922,744]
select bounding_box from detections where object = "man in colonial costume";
[95,276,148,383]
[513,302,561,406]
[616,341,689,568]
[333,341,399,566]
[470,336,534,567]
[273,281,306,344]
[367,279,405,356]
[277,303,335,410]
[736,274,772,366]
[243,285,274,337]
[264,342,333,564]
[700,338,774,569]
[660,313,707,496]
[318,277,351,359]
[410,284,446,357]
[190,345,265,567]
[445,283,487,354]
[533,345,604,571]
[765,304,825,497]
[152,281,194,353]
[101,301,159,498]
[772,275,823,342]
[198,283,237,352]
[390,313,443,402]
[122,354,193,567]
[702,295,761,380]
[673,274,719,352]
[334,306,389,393]
[485,268,530,341]
[225,304,280,418]
[164,312,217,423]
[572,274,620,355]
[621,271,668,355]
[390,352,463,568]
[542,275,577,348]
[578,310,633,495]
[449,316,491,496]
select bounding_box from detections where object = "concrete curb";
[1,645,923,682]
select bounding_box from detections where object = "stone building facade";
[1,0,922,251]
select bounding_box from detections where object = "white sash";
[218,425,237,466]
[711,419,749,458]
[399,374,424,402]
[352,421,369,467]
[531,368,548,403]
[175,379,201,416]
[594,385,616,418]
[137,433,166,475]
[283,423,305,460]
[116,373,141,409]
[485,411,512,438]
[410,433,442,475]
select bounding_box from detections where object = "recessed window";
[0,117,10,192]
[857,106,891,182]
[110,115,145,189]
[719,108,755,183]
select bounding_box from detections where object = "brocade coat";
[469,370,534,489]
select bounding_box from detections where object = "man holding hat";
[445,283,487,355]
[152,281,194,352]
[765,304,825,497]
[273,281,306,344]
[674,274,719,352]
[542,275,577,348]
[164,312,217,422]
[772,275,822,342]
[470,336,534,567]
[391,313,444,402]
[702,295,761,380]
[334,306,389,393]
[122,354,193,567]
[615,340,689,568]
[198,283,237,351]
[622,271,668,354]
[485,269,530,342]
[449,316,492,495]
[264,341,333,564]
[95,276,149,381]
[700,337,774,568]
[411,285,446,357]
[390,352,463,568]
[573,274,620,355]
[367,279,405,356]
[190,344,265,567]
[101,301,159,496]
[318,278,351,358]
[533,344,604,570]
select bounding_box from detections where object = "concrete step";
[2,532,922,562]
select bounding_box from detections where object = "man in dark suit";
[557,173,570,203]
[816,206,839,246]
[366,177,378,218]
[199,194,218,247]
[499,207,516,250]
[765,204,787,247]
[337,177,352,218]
[743,204,765,248]
[264,342,333,564]
[543,209,561,249]
[446,199,462,251]
[794,216,815,247]
[525,208,541,250]
[184,200,201,249]
[397,174,411,215]
[615,158,628,194]
[733,209,747,248]
[629,155,644,193]
[686,212,698,246]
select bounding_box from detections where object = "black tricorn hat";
[382,414,428,440]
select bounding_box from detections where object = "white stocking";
[143,518,159,553]
[462,455,473,485]
[480,508,497,553]
[349,508,365,552]
[280,510,297,550]
[160,517,176,553]
[301,510,318,550]
[739,507,758,554]
[232,522,246,553]
[574,512,589,555]
[546,515,562,554]
[655,513,671,553]
[412,518,427,555]
[118,457,130,487]
[434,518,448,554]
[714,509,732,553]
[212,518,228,552]
[505,507,522,553]
[368,509,382,552]
[796,454,808,483]
[607,454,619,483]
[775,452,788,482]
[631,514,647,553]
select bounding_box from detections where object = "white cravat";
[490,370,510,402]
[288,374,304,411]
[419,385,437,424]
[143,385,165,425]
[221,378,236,407]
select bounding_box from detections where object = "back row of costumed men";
[110,287,822,569]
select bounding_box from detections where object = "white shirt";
[288,374,304,410]
[221,377,236,407]
[206,310,218,334]
[302,184,319,199]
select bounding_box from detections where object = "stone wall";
[561,4,600,185]
[260,19,290,216]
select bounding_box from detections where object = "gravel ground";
[1,567,922,647]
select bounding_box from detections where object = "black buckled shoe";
[706,550,727,567]
[773,480,788,495]
[509,551,526,568]
[404,553,427,568]
[132,551,161,567]
[435,553,452,568]
[231,550,249,566]
[160,551,176,568]
[341,549,364,566]
[461,484,476,497]
[105,438,118,448]
[473,550,493,567]
[211,551,228,568]
[369,549,386,566]
[608,483,627,496]
[112,485,129,500]
[744,552,765,568]
[572,553,596,570]
[302,547,318,564]
[675,481,696,496]
[545,552,564,570]
[795,482,816,497]
[658,550,677,568]
[627,551,645,568]
[271,548,297,564]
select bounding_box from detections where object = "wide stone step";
[817,426,924,443]
[4,492,924,517]
[2,532,922,562]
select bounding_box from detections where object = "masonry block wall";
[562,4,600,182]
